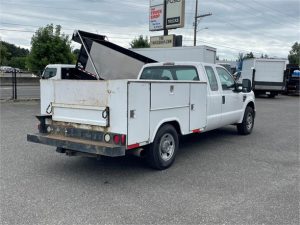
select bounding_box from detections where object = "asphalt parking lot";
[0,95,299,225]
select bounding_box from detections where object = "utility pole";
[193,0,212,46]
[163,0,168,35]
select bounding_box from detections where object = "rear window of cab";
[140,66,199,81]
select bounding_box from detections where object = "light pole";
[193,0,212,46]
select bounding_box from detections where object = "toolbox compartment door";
[127,82,150,146]
[189,83,207,131]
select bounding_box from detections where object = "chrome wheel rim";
[246,112,253,130]
[159,133,175,161]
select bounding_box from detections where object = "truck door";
[203,66,222,131]
[215,67,244,125]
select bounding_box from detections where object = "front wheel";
[145,124,179,170]
[237,106,255,135]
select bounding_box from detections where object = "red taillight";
[113,135,120,144]
[121,134,126,145]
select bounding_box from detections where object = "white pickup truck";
[28,61,255,169]
[27,31,255,170]
[42,64,75,80]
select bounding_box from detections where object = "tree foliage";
[26,24,75,74]
[130,35,150,48]
[9,57,27,69]
[0,41,29,68]
[288,42,300,65]
[243,52,254,59]
[0,44,9,65]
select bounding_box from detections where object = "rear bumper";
[27,133,125,157]
[254,81,285,91]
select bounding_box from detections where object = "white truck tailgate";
[41,79,128,134]
[52,80,109,126]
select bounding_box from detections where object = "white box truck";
[241,58,286,97]
[27,31,255,170]
[132,46,217,64]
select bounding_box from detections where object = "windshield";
[43,68,57,79]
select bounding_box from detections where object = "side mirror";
[242,79,252,92]
[233,82,243,92]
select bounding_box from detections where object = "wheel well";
[247,101,255,117]
[160,121,182,136]
[247,101,255,110]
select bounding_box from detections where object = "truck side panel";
[150,83,189,110]
[106,80,128,135]
[127,82,150,145]
[189,83,207,131]
[149,82,207,142]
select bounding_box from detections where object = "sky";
[0,0,299,60]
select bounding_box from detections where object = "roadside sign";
[149,0,185,31]
[149,4,164,31]
[166,0,185,29]
[150,35,175,48]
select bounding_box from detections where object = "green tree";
[130,35,150,48]
[288,42,300,65]
[0,41,29,68]
[0,44,9,65]
[9,57,27,69]
[26,24,75,74]
[243,52,254,59]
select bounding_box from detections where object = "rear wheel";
[237,106,254,135]
[145,124,179,170]
[268,92,276,98]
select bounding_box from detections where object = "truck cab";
[138,62,255,132]
[42,64,75,80]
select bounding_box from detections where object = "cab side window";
[43,68,57,79]
[205,66,218,91]
[216,67,235,90]
[161,70,173,80]
[176,68,199,81]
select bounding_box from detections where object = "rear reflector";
[192,129,201,133]
[127,143,140,150]
[113,135,120,144]
[121,135,126,145]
